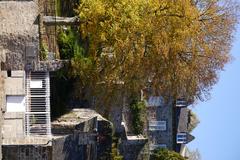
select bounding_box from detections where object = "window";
[149,121,166,131]
[7,70,11,77]
[176,99,187,107]
[6,96,25,112]
[176,133,187,144]
[147,96,164,107]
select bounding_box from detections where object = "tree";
[65,0,238,108]
[150,148,186,160]
[188,110,200,132]
[188,149,201,160]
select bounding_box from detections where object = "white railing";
[25,72,51,136]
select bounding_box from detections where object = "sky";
[188,24,240,159]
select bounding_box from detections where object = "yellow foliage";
[71,0,238,105]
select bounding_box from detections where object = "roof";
[176,107,195,143]
[186,133,195,143]
[177,108,189,132]
[51,108,108,127]
[51,109,111,135]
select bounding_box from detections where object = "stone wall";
[2,145,52,160]
[52,116,98,135]
[2,70,25,96]
[2,113,25,139]
[52,119,113,160]
[97,120,113,159]
[51,109,113,160]
[0,2,39,157]
[0,1,39,70]
[118,122,149,160]
[33,60,68,72]
[120,141,148,160]
[52,134,97,160]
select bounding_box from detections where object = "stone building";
[1,1,42,159]
[146,96,174,150]
[0,0,195,159]
[146,96,195,158]
[0,0,113,159]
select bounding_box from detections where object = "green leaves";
[130,100,146,134]
[58,28,83,59]
[150,149,186,160]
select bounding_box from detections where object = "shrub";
[40,43,48,60]
[130,100,146,134]
[58,27,84,59]
[150,148,186,160]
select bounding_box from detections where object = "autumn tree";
[63,0,238,108]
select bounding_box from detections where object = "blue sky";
[189,24,240,159]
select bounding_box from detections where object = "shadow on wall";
[52,135,96,160]
[50,72,73,119]
[56,0,80,17]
